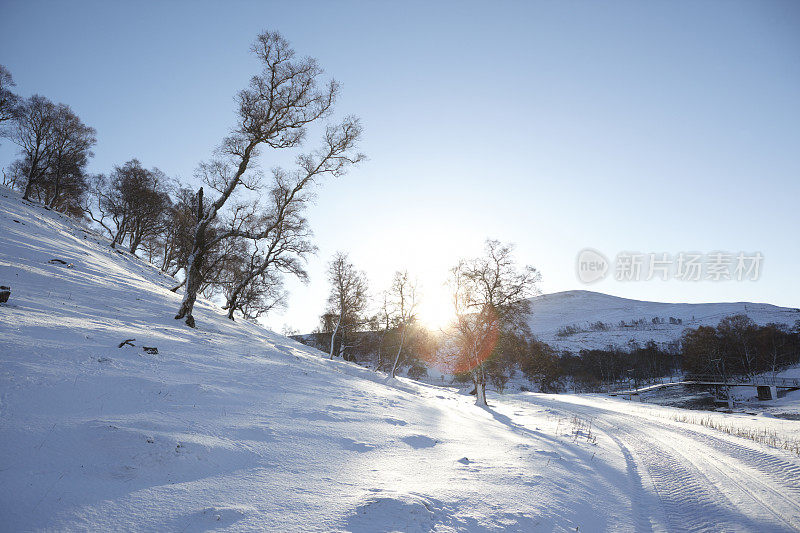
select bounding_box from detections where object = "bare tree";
[84,160,171,253]
[9,95,57,200]
[222,258,287,320]
[388,270,418,378]
[160,186,202,277]
[717,314,757,376]
[222,169,316,320]
[448,239,540,405]
[8,96,95,213]
[43,104,96,212]
[324,252,369,360]
[174,31,363,327]
[83,173,124,245]
[375,291,393,371]
[1,160,26,189]
[0,64,19,128]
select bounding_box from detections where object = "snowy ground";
[2,187,800,532]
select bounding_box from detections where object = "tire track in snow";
[508,395,800,532]
[652,421,800,530]
[599,417,780,532]
[665,423,800,500]
[603,408,800,529]
[690,443,800,531]
[602,428,665,532]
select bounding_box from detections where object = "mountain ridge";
[527,289,800,352]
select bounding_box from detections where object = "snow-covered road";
[491,392,800,532]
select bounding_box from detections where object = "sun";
[416,289,455,331]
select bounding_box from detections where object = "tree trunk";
[22,173,34,200]
[329,316,340,359]
[130,231,141,254]
[160,242,172,271]
[375,330,387,372]
[174,248,203,328]
[23,150,44,201]
[390,323,407,379]
[111,220,127,249]
[475,380,487,406]
[226,278,250,319]
[174,188,206,328]
[226,278,250,320]
[49,169,61,208]
[474,364,487,406]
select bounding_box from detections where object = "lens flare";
[422,306,500,376]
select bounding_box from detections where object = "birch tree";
[174,31,362,327]
[43,104,96,211]
[324,252,369,360]
[388,270,417,379]
[159,187,203,277]
[221,148,345,320]
[375,291,393,371]
[9,95,56,200]
[449,239,540,405]
[84,160,171,253]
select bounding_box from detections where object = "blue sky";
[2,0,798,331]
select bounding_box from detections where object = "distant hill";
[528,290,800,353]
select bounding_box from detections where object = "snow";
[529,290,800,353]
[2,186,800,531]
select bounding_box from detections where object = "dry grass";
[569,415,598,445]
[668,412,800,456]
[553,414,598,445]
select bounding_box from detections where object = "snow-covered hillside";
[529,290,800,353]
[2,187,800,532]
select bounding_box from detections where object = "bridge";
[609,374,800,405]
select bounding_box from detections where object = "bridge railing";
[685,374,800,388]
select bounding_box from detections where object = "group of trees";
[317,253,424,381]
[556,342,680,392]
[321,252,370,361]
[9,36,796,400]
[312,240,541,405]
[172,31,363,327]
[502,315,800,394]
[1,66,97,215]
[309,248,799,399]
[2,32,363,328]
[84,160,173,254]
[682,315,800,377]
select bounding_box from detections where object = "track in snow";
[498,394,800,532]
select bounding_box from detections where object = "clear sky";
[2,0,799,332]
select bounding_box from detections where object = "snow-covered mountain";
[528,290,800,353]
[3,187,800,531]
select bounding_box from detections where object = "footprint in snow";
[339,438,376,452]
[401,435,437,449]
[383,417,408,426]
[535,449,561,459]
